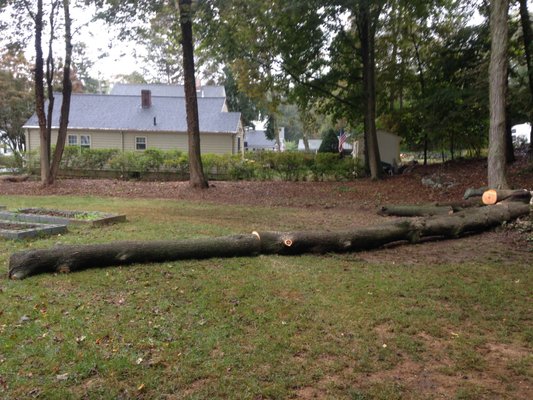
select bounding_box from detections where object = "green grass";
[0,195,531,399]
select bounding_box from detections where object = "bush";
[61,147,120,170]
[23,146,364,182]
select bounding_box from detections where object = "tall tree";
[177,0,208,189]
[31,0,73,185]
[488,0,510,189]
[355,0,384,179]
[517,0,533,158]
[49,0,73,182]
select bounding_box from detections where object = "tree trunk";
[518,0,533,160]
[9,234,261,280]
[177,0,208,189]
[34,0,50,185]
[411,33,428,166]
[505,105,515,164]
[378,205,454,217]
[488,0,510,189]
[357,2,382,180]
[9,202,530,280]
[49,0,73,184]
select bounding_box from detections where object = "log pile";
[8,187,531,279]
[0,174,30,183]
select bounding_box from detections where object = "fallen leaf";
[19,315,31,323]
[56,373,69,381]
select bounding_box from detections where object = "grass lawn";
[0,195,531,399]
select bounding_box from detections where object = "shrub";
[138,149,166,172]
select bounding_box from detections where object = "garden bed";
[0,208,126,227]
[0,220,67,240]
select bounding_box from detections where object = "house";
[1,135,13,156]
[297,139,323,152]
[353,130,402,166]
[297,139,353,153]
[511,123,531,144]
[23,84,244,156]
[244,127,285,151]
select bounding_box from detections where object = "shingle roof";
[110,83,226,98]
[245,130,276,148]
[24,93,241,134]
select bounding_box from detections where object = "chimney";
[141,90,152,109]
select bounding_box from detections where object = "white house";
[297,139,324,152]
[353,130,402,166]
[511,123,531,144]
[23,84,244,156]
[0,134,13,156]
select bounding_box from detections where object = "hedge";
[24,148,364,181]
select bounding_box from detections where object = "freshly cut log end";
[482,189,531,205]
[482,189,498,205]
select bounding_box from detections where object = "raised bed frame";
[0,209,126,227]
[0,220,67,240]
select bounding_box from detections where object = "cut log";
[0,174,30,183]
[482,189,532,205]
[8,202,531,279]
[463,187,488,200]
[378,205,454,217]
[9,234,261,280]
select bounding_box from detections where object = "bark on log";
[378,205,454,217]
[9,234,261,280]
[482,189,532,205]
[0,174,30,183]
[463,187,488,200]
[8,202,531,279]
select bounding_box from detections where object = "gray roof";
[245,130,276,149]
[24,93,241,134]
[110,84,226,98]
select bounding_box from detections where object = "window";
[67,134,77,146]
[80,135,91,149]
[136,137,147,151]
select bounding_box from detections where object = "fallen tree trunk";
[8,202,531,279]
[482,189,532,205]
[9,235,262,280]
[463,187,489,200]
[378,199,484,217]
[378,205,454,217]
[0,174,30,183]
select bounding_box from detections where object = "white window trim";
[80,134,91,149]
[67,134,78,146]
[135,136,147,151]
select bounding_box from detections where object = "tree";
[488,0,510,189]
[177,0,208,189]
[31,0,74,185]
[517,0,533,158]
[0,51,34,160]
[354,0,385,179]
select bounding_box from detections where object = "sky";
[72,6,144,81]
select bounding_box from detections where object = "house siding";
[26,128,236,155]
